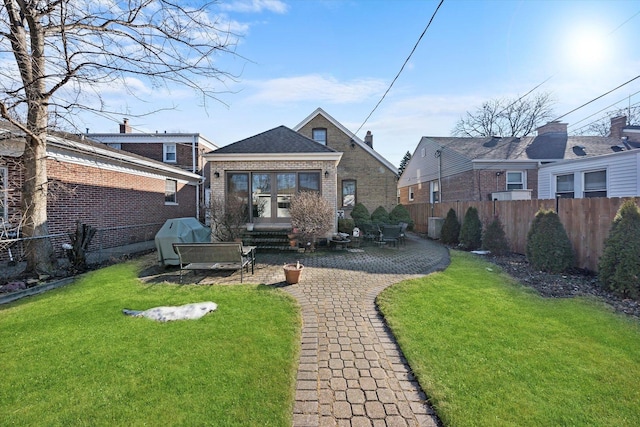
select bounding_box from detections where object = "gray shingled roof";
[424,133,629,161]
[212,125,338,154]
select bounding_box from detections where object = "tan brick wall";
[209,159,339,231]
[297,116,398,218]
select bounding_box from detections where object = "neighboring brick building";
[399,119,629,204]
[87,119,217,221]
[294,108,399,217]
[1,124,201,261]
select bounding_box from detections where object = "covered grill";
[155,218,211,265]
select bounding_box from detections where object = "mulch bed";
[482,252,640,319]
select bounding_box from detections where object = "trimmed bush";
[440,208,460,245]
[598,199,640,299]
[482,216,510,255]
[338,218,355,235]
[370,206,390,224]
[526,209,574,273]
[350,203,370,228]
[389,204,414,230]
[459,207,482,250]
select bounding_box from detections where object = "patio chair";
[361,223,381,243]
[398,222,408,246]
[381,224,402,248]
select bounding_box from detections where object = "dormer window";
[312,128,327,145]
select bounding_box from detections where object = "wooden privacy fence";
[406,197,637,272]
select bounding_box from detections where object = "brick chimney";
[119,118,131,134]
[608,115,627,138]
[364,130,373,148]
[536,121,567,136]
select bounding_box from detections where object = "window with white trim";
[584,170,607,198]
[408,186,415,201]
[0,167,7,221]
[342,180,356,207]
[107,143,121,150]
[430,180,439,203]
[165,179,177,204]
[163,143,176,163]
[555,174,574,199]
[312,128,327,145]
[506,171,525,190]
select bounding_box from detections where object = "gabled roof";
[293,107,398,175]
[212,125,338,154]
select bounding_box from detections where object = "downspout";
[192,135,199,220]
[436,148,442,203]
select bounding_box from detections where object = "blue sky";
[80,0,640,167]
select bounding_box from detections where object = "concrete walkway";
[140,233,449,426]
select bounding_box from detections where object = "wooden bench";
[172,243,255,283]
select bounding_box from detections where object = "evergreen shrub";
[440,208,460,245]
[350,203,370,228]
[370,206,390,224]
[389,204,414,230]
[459,207,482,250]
[338,218,355,235]
[482,216,510,255]
[526,209,574,273]
[598,199,640,299]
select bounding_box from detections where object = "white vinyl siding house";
[538,149,640,199]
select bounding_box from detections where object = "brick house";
[398,120,628,204]
[1,123,201,261]
[87,119,217,221]
[294,108,399,217]
[204,125,342,232]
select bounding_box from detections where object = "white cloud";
[219,0,289,14]
[245,74,387,104]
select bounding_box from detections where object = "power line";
[552,74,640,122]
[355,0,445,136]
[570,91,640,132]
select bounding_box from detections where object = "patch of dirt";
[483,252,640,319]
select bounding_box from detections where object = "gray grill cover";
[155,218,211,265]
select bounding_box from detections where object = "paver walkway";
[245,234,449,427]
[142,233,449,426]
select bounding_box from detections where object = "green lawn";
[0,262,300,426]
[377,250,640,427]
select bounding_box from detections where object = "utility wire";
[355,0,444,136]
[570,91,640,131]
[552,74,640,122]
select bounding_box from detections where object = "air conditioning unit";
[428,217,444,239]
[491,189,532,201]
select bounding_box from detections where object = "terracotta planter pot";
[283,263,304,284]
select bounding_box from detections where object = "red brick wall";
[399,168,539,204]
[44,160,196,256]
[116,142,196,172]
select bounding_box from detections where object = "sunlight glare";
[566,27,608,67]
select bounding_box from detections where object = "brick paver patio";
[156,233,449,426]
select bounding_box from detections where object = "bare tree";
[452,92,555,138]
[573,105,640,136]
[0,1,238,274]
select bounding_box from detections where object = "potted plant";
[283,261,304,284]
